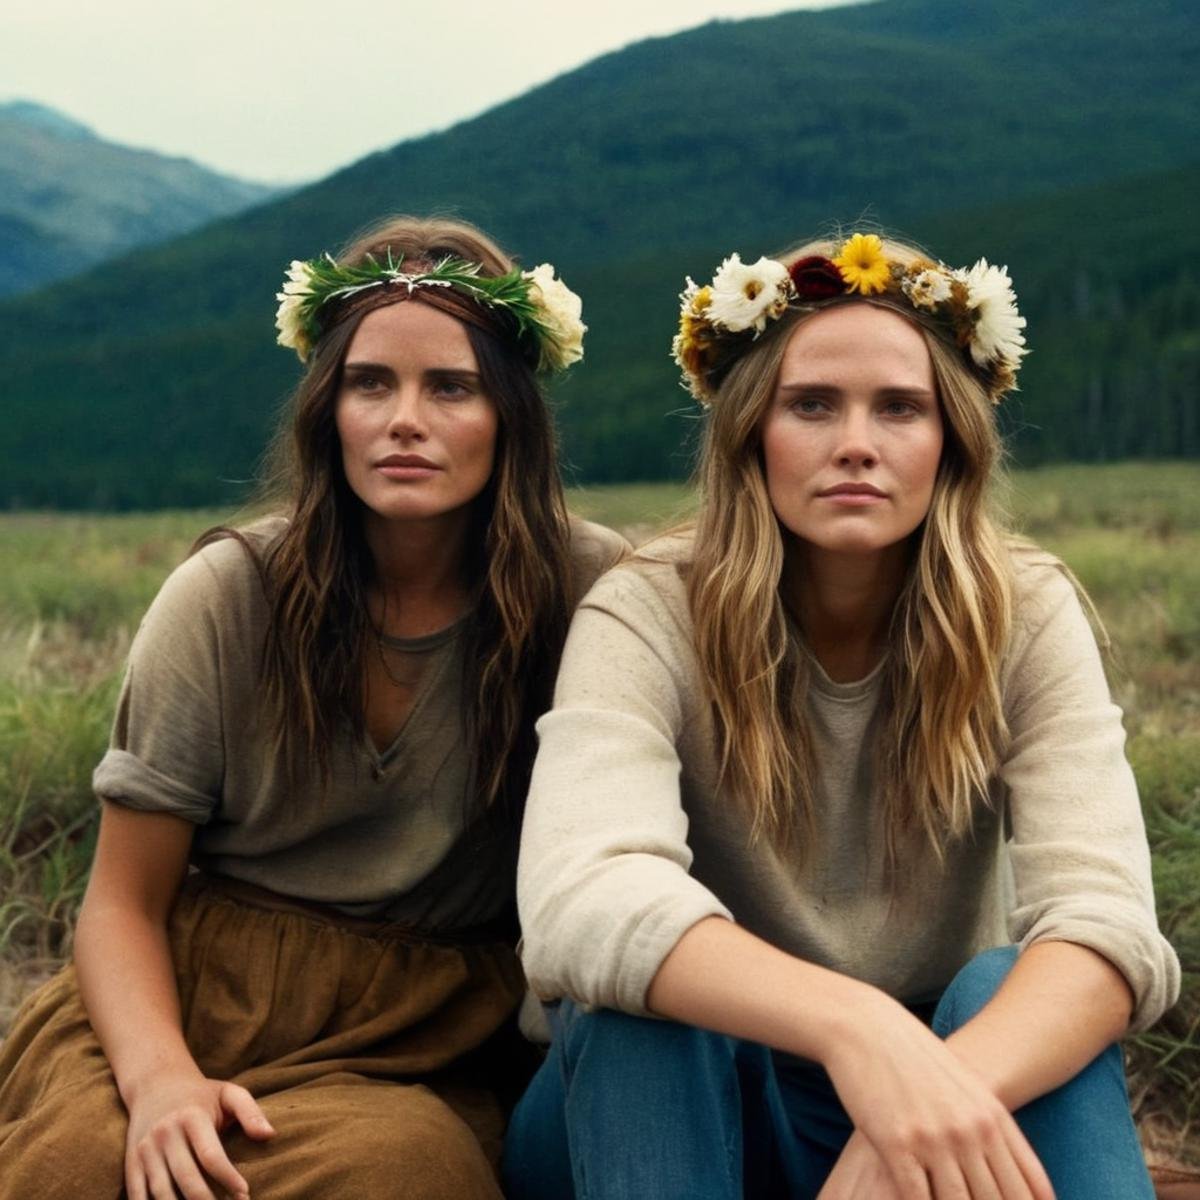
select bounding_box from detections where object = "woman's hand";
[821,997,1054,1200]
[817,1130,901,1199]
[124,1070,275,1200]
[646,919,1057,1197]
[73,805,273,1198]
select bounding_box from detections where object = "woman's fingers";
[124,1076,264,1200]
[900,1111,1051,1200]
[883,1150,933,1200]
[132,1106,254,1200]
[929,1104,1022,1200]
[219,1082,275,1141]
[997,1116,1055,1200]
[125,1156,149,1200]
[162,1126,220,1200]
[925,1155,973,1199]
[139,1136,186,1200]
[817,1129,902,1200]
[959,1146,1006,1200]
[822,998,1057,1200]
[184,1111,251,1198]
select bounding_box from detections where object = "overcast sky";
[2,0,858,185]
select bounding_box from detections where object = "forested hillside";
[2,0,1196,508]
[0,102,277,299]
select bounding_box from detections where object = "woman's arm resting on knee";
[815,944,1132,1197]
[75,802,274,1200]
[75,803,199,1101]
[944,940,1134,1111]
[647,917,1053,1200]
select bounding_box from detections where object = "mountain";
[0,101,280,298]
[1,0,1197,508]
[561,162,1200,482]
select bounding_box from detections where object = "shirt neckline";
[799,640,889,701]
[375,611,469,654]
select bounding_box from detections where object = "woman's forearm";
[74,896,202,1106]
[645,915,890,1062]
[650,922,1134,1111]
[646,916,1055,1198]
[72,803,200,1107]
[943,939,1134,1110]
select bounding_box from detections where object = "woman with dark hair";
[0,216,625,1200]
[503,232,1179,1199]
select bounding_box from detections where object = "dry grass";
[1,465,1197,1162]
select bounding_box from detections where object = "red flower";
[788,256,846,300]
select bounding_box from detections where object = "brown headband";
[318,275,538,369]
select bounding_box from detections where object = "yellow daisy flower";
[833,233,890,296]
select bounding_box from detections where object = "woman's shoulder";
[565,516,630,603]
[1003,536,1086,627]
[1000,536,1104,676]
[145,514,286,633]
[576,527,696,628]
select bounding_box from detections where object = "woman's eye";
[883,400,919,417]
[349,373,384,393]
[433,378,472,399]
[791,397,829,416]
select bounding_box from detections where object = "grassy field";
[1,463,1198,1163]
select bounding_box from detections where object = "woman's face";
[335,300,499,533]
[760,304,944,559]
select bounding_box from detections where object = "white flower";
[705,254,792,334]
[678,276,701,314]
[962,259,1027,369]
[279,259,314,297]
[274,260,316,359]
[902,266,953,310]
[524,263,586,369]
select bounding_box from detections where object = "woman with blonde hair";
[503,232,1178,1199]
[0,215,626,1199]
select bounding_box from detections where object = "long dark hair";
[205,216,571,812]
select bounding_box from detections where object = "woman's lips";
[374,454,441,479]
[818,483,887,505]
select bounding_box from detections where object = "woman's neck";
[782,541,911,683]
[361,509,474,638]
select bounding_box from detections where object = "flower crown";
[275,251,586,372]
[671,232,1026,405]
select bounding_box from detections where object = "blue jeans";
[502,947,1152,1199]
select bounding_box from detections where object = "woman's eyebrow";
[775,381,842,394]
[877,386,936,400]
[425,367,483,381]
[342,359,394,375]
[774,383,935,398]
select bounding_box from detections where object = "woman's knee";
[554,1000,736,1077]
[932,944,1019,1035]
[0,1082,127,1200]
[239,1080,502,1200]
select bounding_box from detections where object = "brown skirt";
[0,874,529,1199]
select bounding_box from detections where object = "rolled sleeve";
[517,568,732,1014]
[92,545,232,825]
[1003,560,1180,1032]
[93,749,215,824]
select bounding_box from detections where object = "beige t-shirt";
[517,532,1180,1032]
[93,516,628,933]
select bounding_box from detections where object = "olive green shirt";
[93,516,627,933]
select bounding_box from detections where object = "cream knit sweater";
[518,534,1179,1032]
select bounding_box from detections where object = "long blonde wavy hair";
[688,235,1014,866]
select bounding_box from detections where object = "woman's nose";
[385,386,428,439]
[833,410,878,468]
